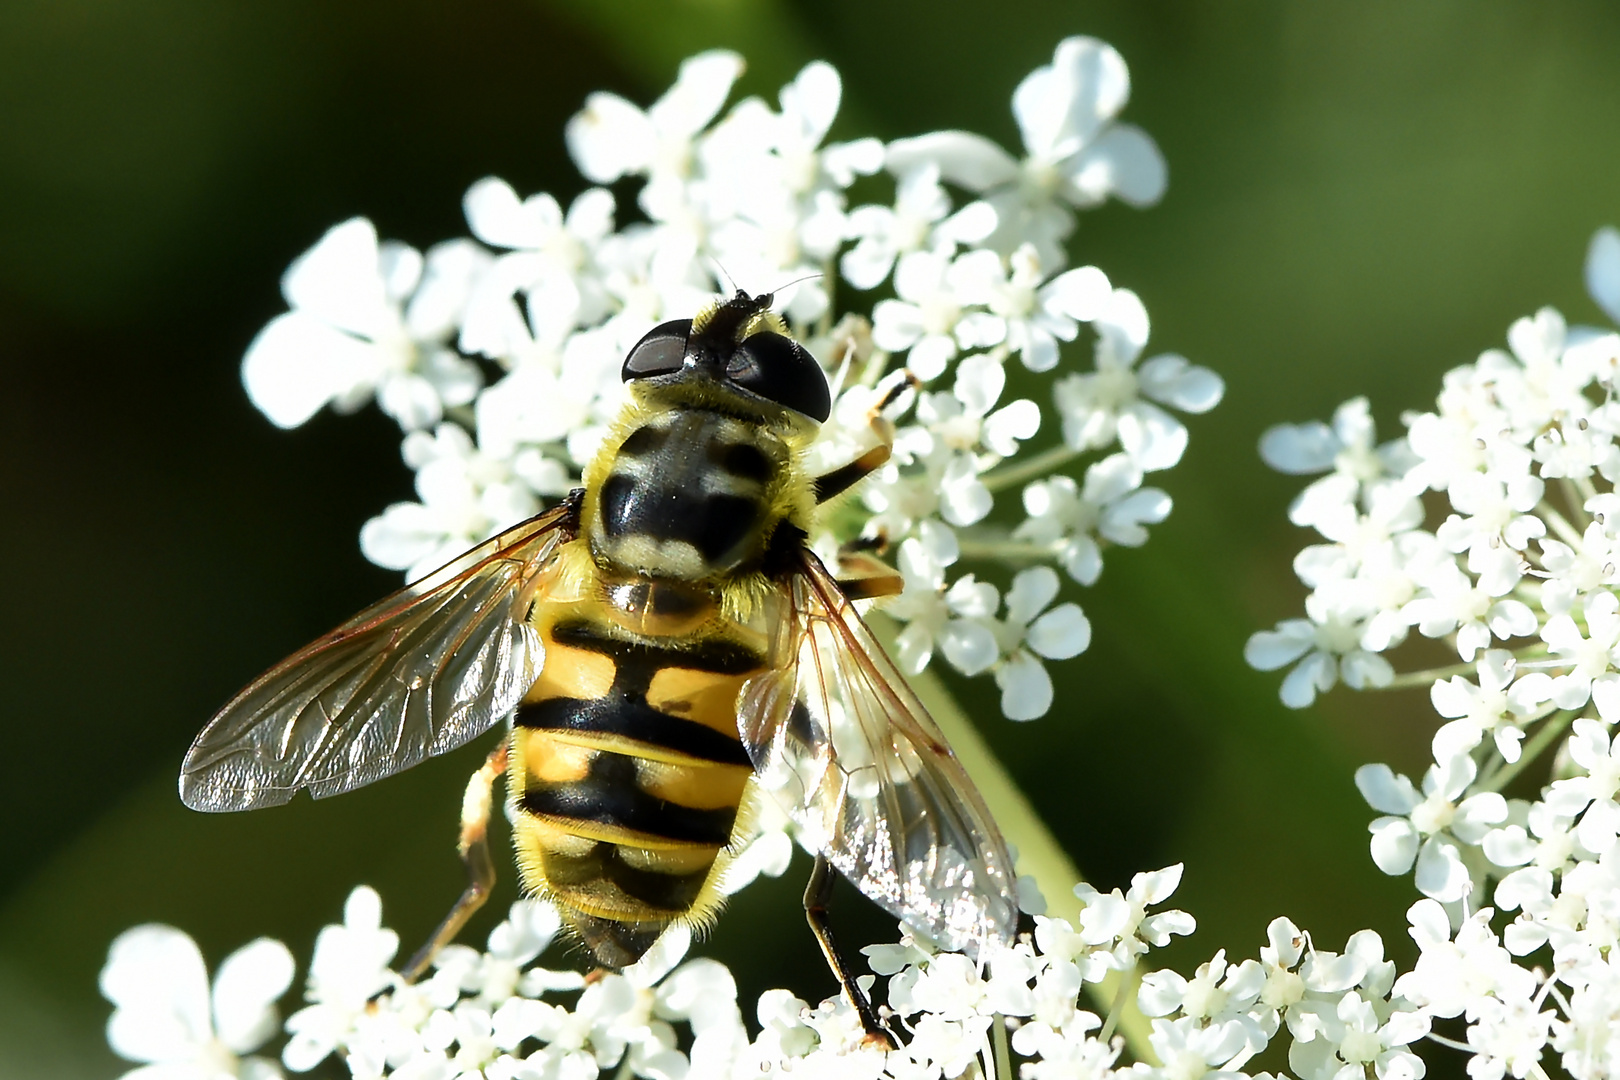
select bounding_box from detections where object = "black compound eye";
[622,319,692,381]
[725,332,831,422]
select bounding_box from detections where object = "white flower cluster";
[105,870,1201,1080]
[117,867,1530,1080]
[239,39,1220,721]
[1245,227,1620,1078]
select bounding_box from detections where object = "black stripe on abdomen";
[543,843,712,911]
[514,695,752,767]
[519,751,738,846]
[549,619,762,677]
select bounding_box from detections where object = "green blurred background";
[3,0,1619,1073]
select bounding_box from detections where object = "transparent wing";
[737,548,1017,955]
[180,498,579,812]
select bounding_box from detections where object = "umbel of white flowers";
[236,38,1220,725]
[98,32,1620,1080]
[1242,227,1620,1080]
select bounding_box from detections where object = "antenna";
[708,258,738,296]
[770,270,826,300]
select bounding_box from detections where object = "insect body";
[181,291,1016,1039]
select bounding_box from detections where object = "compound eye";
[725,332,831,422]
[622,320,692,381]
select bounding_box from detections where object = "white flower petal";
[360,502,450,572]
[1094,287,1150,356]
[281,217,394,338]
[1595,672,1620,723]
[982,399,1041,457]
[1118,400,1189,471]
[1027,603,1090,660]
[464,176,543,249]
[101,926,213,1062]
[212,938,296,1054]
[1413,837,1470,902]
[886,131,1020,191]
[782,60,841,145]
[940,620,999,676]
[1043,265,1111,321]
[1137,354,1223,413]
[1259,420,1340,474]
[1368,818,1419,877]
[566,91,656,183]
[1355,764,1421,815]
[997,652,1054,720]
[1404,898,1452,950]
[1020,37,1129,158]
[649,50,744,137]
[241,313,378,429]
[839,241,896,291]
[1006,566,1061,625]
[1244,621,1316,671]
[1065,123,1167,207]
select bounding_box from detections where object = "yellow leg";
[813,377,908,505]
[833,554,905,601]
[804,854,896,1050]
[399,742,509,983]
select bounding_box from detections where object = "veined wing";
[737,547,1017,954]
[180,495,581,812]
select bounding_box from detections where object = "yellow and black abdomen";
[507,600,765,967]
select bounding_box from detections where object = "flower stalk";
[882,614,1158,1062]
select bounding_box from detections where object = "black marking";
[524,618,759,766]
[600,474,637,536]
[697,495,757,562]
[520,752,738,846]
[605,579,711,623]
[550,619,761,677]
[597,471,762,563]
[515,696,753,767]
[557,487,586,531]
[544,841,714,910]
[787,699,818,748]
[567,912,667,968]
[596,411,779,568]
[618,425,670,457]
[840,533,888,554]
[714,441,772,483]
[761,521,809,581]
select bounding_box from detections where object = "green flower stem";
[878,616,1157,1064]
[955,539,1063,563]
[980,443,1085,493]
[1478,709,1580,794]
[1377,662,1476,689]
[1557,476,1597,529]
[993,1014,1014,1080]
[1537,500,1584,548]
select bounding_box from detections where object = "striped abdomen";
[508,595,765,967]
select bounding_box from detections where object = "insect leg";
[813,444,892,504]
[833,551,905,601]
[813,375,913,505]
[399,741,509,983]
[804,853,897,1050]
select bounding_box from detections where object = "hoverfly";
[181,290,1016,1044]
